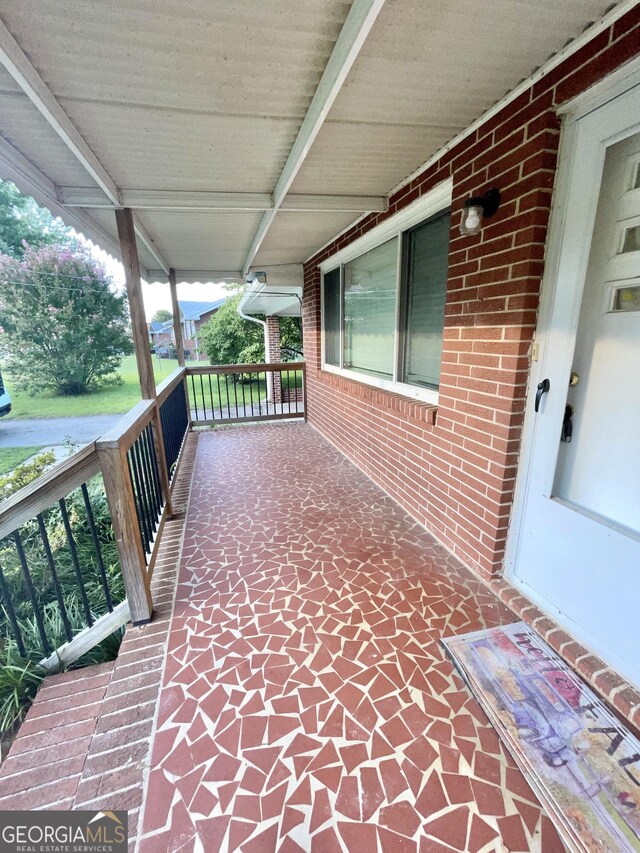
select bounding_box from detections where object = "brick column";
[264,315,282,404]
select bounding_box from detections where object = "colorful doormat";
[443,622,640,852]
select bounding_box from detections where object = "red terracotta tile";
[228,819,256,850]
[423,805,470,851]
[470,779,507,817]
[441,772,473,805]
[335,775,361,821]
[311,827,342,853]
[378,826,418,853]
[241,822,279,852]
[339,743,369,774]
[281,806,305,837]
[360,766,386,821]
[467,813,499,853]
[497,814,529,851]
[337,822,378,853]
[310,787,332,833]
[415,770,448,819]
[379,801,422,837]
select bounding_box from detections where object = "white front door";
[506,79,640,688]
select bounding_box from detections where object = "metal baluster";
[215,373,223,420]
[232,372,239,419]
[190,373,199,421]
[249,370,255,417]
[207,374,215,420]
[37,513,74,638]
[278,368,283,415]
[128,445,151,552]
[287,370,292,413]
[138,430,158,532]
[0,553,26,657]
[240,373,246,419]
[224,374,231,418]
[79,485,114,614]
[263,371,268,417]
[132,439,153,546]
[140,427,159,522]
[145,424,163,520]
[199,373,206,419]
[58,499,94,627]
[126,451,147,555]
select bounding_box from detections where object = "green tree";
[0,242,133,396]
[200,293,302,365]
[152,308,172,323]
[0,180,70,257]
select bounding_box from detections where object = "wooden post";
[169,267,185,367]
[115,208,156,400]
[115,207,173,517]
[97,440,152,624]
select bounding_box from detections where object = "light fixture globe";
[459,188,501,236]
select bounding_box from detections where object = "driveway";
[0,414,120,448]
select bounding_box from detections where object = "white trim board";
[319,178,453,273]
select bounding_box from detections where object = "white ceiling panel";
[0,0,351,117]
[0,93,99,188]
[59,101,299,194]
[288,121,458,196]
[134,210,263,270]
[255,210,359,266]
[328,0,617,128]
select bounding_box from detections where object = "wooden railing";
[187,362,306,425]
[0,362,302,670]
[0,443,129,670]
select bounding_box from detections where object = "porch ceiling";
[0,0,624,283]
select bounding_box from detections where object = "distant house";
[148,299,227,361]
[147,320,172,348]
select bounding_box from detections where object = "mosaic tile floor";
[137,423,564,852]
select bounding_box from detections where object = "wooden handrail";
[156,366,186,407]
[186,361,306,375]
[0,442,100,541]
[97,399,155,451]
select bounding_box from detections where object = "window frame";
[319,178,453,405]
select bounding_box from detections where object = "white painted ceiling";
[0,0,625,283]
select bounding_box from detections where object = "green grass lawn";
[0,446,44,475]
[4,355,181,420]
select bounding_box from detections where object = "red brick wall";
[302,8,640,579]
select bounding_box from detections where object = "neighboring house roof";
[148,320,166,333]
[179,299,227,321]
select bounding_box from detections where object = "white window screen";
[343,238,398,379]
[404,212,450,389]
[323,268,341,366]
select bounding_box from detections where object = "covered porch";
[1,1,640,849]
[0,422,565,851]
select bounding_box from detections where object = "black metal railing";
[159,376,188,484]
[0,468,123,660]
[126,422,163,561]
[187,362,305,425]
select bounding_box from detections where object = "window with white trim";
[321,191,451,403]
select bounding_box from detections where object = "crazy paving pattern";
[138,423,564,852]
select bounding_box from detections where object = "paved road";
[0,414,120,447]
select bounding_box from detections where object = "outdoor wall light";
[459,188,501,236]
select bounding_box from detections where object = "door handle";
[535,378,550,413]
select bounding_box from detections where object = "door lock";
[569,371,580,387]
[535,378,550,413]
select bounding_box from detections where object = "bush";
[0,243,133,396]
[0,451,56,503]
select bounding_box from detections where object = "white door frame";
[504,57,640,583]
